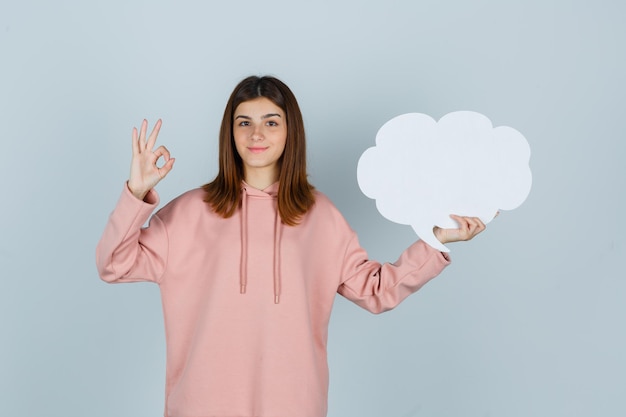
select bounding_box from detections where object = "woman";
[96,75,486,417]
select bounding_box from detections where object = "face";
[233,97,287,183]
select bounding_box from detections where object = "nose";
[251,126,264,141]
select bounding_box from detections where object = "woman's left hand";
[433,214,491,244]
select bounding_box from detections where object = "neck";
[244,168,279,190]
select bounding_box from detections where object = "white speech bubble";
[357,111,532,252]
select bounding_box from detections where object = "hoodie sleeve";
[337,235,450,314]
[95,183,169,284]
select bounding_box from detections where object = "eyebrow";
[235,113,282,120]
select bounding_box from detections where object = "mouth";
[248,147,268,154]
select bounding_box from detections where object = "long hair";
[203,75,315,226]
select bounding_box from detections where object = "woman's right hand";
[128,119,175,200]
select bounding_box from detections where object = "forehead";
[234,97,284,117]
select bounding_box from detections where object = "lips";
[248,147,268,154]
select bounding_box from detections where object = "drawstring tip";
[240,284,246,294]
[274,295,280,304]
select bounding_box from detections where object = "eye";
[266,120,279,127]
[238,121,250,127]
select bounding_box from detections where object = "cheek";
[233,132,246,146]
[277,138,287,155]
[233,136,246,156]
[278,130,287,150]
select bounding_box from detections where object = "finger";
[476,218,486,232]
[467,217,481,234]
[131,126,140,155]
[159,157,176,178]
[147,119,162,150]
[139,119,148,149]
[466,217,485,237]
[450,214,469,231]
[153,145,171,162]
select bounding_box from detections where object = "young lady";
[96,76,486,417]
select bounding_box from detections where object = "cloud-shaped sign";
[357,111,532,252]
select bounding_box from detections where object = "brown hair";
[203,75,315,226]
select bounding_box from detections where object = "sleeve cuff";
[123,182,160,207]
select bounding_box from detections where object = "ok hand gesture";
[128,119,175,200]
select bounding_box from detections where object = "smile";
[248,147,268,154]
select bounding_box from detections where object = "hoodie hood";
[239,181,283,304]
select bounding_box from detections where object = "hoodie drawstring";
[239,185,283,304]
[240,189,249,295]
[273,208,282,304]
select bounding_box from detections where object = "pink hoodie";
[96,182,450,417]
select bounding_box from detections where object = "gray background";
[1,0,624,416]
